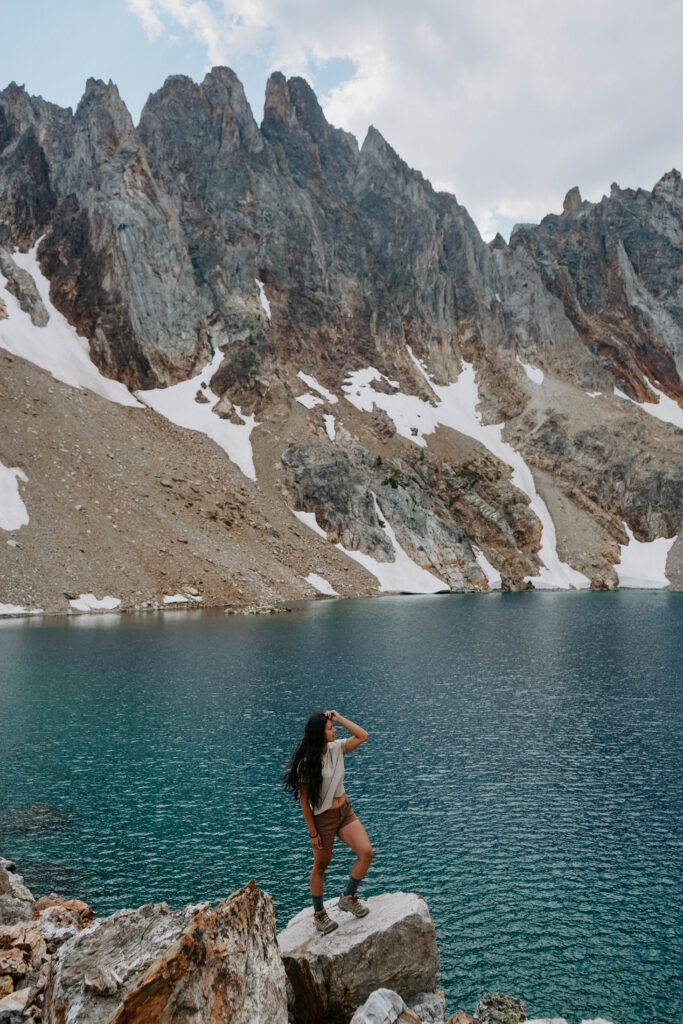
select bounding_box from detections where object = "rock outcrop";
[278,892,439,1024]
[0,68,681,612]
[0,857,94,1022]
[349,988,423,1024]
[0,856,596,1024]
[44,881,287,1024]
[1,863,287,1024]
[475,993,526,1024]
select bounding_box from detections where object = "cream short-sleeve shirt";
[313,738,347,814]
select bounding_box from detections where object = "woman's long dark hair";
[283,713,328,810]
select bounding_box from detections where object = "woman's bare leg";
[310,846,332,897]
[338,818,374,881]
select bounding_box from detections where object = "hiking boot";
[338,891,370,917]
[313,909,338,934]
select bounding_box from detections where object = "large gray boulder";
[44,880,288,1024]
[278,892,439,1024]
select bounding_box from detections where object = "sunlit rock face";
[0,69,681,607]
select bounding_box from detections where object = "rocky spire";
[562,186,582,213]
[200,66,263,154]
[262,72,329,142]
[652,168,682,201]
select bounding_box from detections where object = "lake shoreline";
[1,583,679,623]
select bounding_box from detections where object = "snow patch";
[297,371,338,404]
[343,367,435,448]
[163,594,189,605]
[516,355,544,384]
[0,604,43,617]
[586,391,602,398]
[364,349,589,590]
[292,497,447,594]
[137,349,258,481]
[69,594,121,612]
[305,573,338,596]
[323,414,336,440]
[296,392,324,409]
[0,464,29,530]
[614,385,683,430]
[291,508,328,539]
[409,352,590,590]
[255,278,271,320]
[0,243,141,407]
[336,494,447,594]
[614,523,675,588]
[473,546,502,589]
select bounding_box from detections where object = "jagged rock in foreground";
[43,880,287,1024]
[349,987,422,1023]
[349,987,452,1024]
[0,857,35,926]
[278,892,439,1024]
[407,991,449,1023]
[0,857,94,1022]
[476,992,526,1024]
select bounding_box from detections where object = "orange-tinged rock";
[44,880,287,1023]
[0,947,27,977]
[21,926,48,967]
[0,924,25,948]
[34,894,94,928]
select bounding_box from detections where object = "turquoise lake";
[0,592,681,1023]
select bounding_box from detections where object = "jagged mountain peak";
[359,124,432,195]
[73,77,138,158]
[262,71,328,138]
[653,168,683,201]
[489,232,508,250]
[77,77,128,115]
[0,81,28,103]
[0,67,681,616]
[562,186,583,213]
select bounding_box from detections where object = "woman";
[283,709,374,934]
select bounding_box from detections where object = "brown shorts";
[313,799,358,850]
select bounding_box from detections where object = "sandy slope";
[0,350,376,616]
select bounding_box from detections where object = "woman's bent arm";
[327,711,369,752]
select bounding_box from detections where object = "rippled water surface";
[1,592,681,1023]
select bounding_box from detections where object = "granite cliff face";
[0,69,681,612]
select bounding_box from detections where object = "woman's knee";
[359,844,374,865]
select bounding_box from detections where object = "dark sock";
[312,894,324,913]
[344,874,360,897]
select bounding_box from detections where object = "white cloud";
[128,0,683,240]
[127,0,165,39]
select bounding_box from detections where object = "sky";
[2,0,682,240]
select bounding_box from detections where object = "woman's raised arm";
[326,710,368,753]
